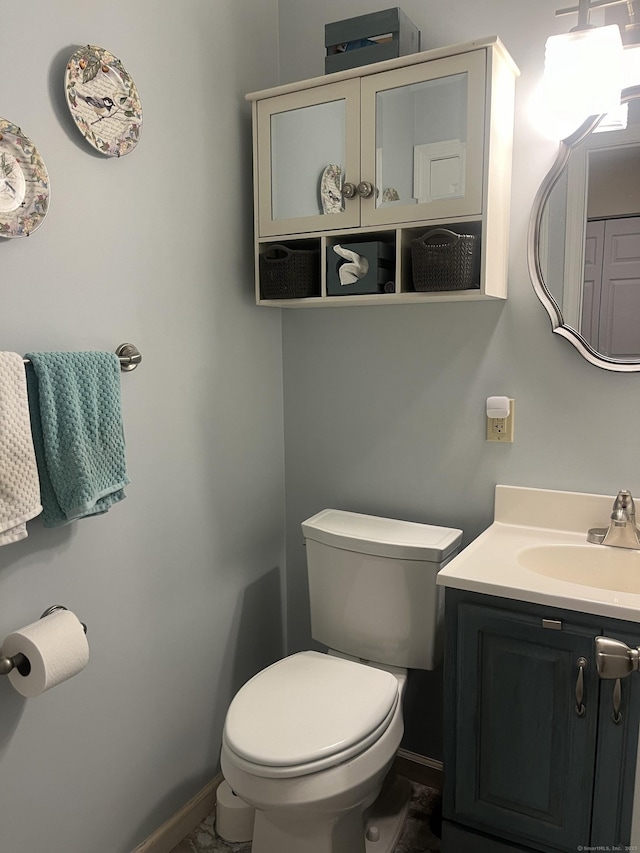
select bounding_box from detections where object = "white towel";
[0,352,42,544]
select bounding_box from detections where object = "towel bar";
[22,342,142,372]
[0,605,87,677]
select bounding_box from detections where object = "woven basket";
[259,245,320,299]
[411,228,479,292]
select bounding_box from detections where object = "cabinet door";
[359,50,486,227]
[454,603,599,852]
[591,627,640,847]
[256,79,361,237]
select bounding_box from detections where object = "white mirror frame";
[528,85,640,372]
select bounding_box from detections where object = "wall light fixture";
[544,0,624,124]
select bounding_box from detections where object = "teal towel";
[25,351,129,527]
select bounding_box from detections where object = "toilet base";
[250,772,411,853]
[364,773,412,852]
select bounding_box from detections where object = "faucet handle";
[590,491,640,549]
[613,490,635,517]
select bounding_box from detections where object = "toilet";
[220,509,462,853]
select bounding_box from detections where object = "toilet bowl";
[220,509,462,853]
[220,650,408,853]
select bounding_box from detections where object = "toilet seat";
[223,651,399,778]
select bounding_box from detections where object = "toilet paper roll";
[216,780,255,843]
[2,609,89,697]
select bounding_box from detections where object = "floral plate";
[320,164,344,214]
[64,45,142,157]
[0,119,50,238]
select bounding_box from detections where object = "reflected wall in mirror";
[529,87,640,371]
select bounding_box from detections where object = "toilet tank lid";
[302,509,462,562]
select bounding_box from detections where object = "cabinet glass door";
[360,51,486,227]
[256,79,361,237]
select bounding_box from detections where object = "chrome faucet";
[587,490,640,549]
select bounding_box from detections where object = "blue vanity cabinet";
[442,589,640,853]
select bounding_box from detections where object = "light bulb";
[544,25,624,123]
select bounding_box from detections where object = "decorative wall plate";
[64,45,142,157]
[0,119,50,238]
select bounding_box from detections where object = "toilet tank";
[302,510,462,670]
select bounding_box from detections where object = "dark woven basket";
[259,244,320,299]
[411,228,479,292]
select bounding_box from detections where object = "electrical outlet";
[487,399,515,443]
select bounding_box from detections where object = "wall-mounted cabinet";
[246,37,519,307]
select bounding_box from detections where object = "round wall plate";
[0,118,50,238]
[64,45,143,157]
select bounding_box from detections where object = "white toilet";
[220,509,462,853]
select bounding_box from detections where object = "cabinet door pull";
[341,182,357,199]
[612,677,623,724]
[575,656,587,717]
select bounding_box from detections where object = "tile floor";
[171,780,442,853]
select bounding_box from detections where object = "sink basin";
[518,544,640,594]
[437,486,640,622]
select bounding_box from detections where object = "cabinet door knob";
[341,182,357,199]
[357,180,376,198]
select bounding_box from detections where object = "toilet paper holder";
[0,606,87,677]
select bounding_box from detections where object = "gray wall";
[278,0,640,757]
[0,3,283,853]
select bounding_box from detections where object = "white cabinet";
[246,37,519,307]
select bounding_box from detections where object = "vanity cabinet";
[246,37,518,306]
[443,589,640,853]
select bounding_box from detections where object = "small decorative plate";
[0,119,50,238]
[64,45,142,157]
[320,164,344,214]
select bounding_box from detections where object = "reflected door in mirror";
[583,217,640,358]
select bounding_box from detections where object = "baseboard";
[132,773,223,853]
[394,748,443,790]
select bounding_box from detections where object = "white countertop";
[436,485,640,623]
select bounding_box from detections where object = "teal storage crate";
[325,8,420,74]
[327,242,395,296]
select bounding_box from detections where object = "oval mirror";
[528,86,640,371]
